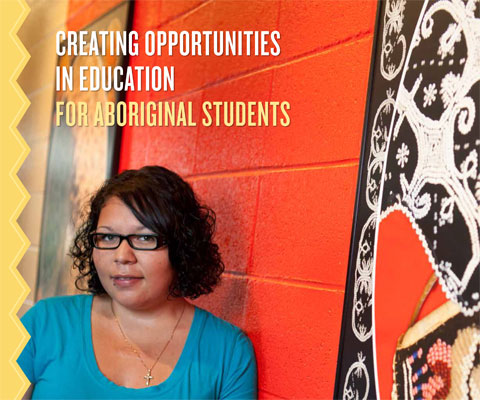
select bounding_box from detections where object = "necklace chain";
[110,300,186,386]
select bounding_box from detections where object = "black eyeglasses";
[90,233,167,250]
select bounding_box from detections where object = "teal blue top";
[18,295,257,399]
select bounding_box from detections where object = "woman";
[19,166,257,399]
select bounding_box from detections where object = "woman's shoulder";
[21,294,91,331]
[195,307,241,333]
[194,307,254,351]
[27,294,91,313]
[193,307,257,397]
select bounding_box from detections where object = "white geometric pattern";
[379,0,480,315]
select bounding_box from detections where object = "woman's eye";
[138,235,154,242]
[99,234,116,242]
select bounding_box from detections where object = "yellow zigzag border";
[0,0,31,398]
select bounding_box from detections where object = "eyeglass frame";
[89,232,167,251]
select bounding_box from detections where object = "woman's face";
[92,196,174,310]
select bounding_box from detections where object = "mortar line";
[223,271,345,293]
[153,0,213,28]
[184,158,359,181]
[131,31,373,103]
[246,175,261,276]
[191,88,205,174]
[199,31,374,89]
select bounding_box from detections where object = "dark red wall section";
[118,0,377,397]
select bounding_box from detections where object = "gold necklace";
[110,300,186,386]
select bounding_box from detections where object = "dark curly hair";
[69,165,224,299]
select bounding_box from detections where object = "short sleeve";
[220,331,257,399]
[17,301,44,383]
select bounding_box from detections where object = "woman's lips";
[111,275,143,288]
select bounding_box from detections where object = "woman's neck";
[98,294,189,330]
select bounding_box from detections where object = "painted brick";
[118,118,136,171]
[158,0,206,27]
[191,175,259,274]
[133,0,205,34]
[133,3,209,100]
[245,279,345,398]
[143,91,202,174]
[277,0,377,60]
[66,0,124,31]
[201,0,280,86]
[149,3,214,98]
[192,274,249,329]
[264,38,373,166]
[127,31,158,100]
[258,390,286,400]
[148,0,280,96]
[251,166,358,286]
[131,0,162,35]
[120,92,202,175]
[194,70,273,173]
[115,0,376,397]
[119,100,150,171]
[151,49,208,100]
[119,40,164,171]
[194,38,373,173]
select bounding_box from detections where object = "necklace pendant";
[144,369,153,386]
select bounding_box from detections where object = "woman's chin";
[107,290,170,312]
[106,287,147,309]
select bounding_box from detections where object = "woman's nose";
[114,238,136,264]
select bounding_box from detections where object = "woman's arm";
[220,332,258,399]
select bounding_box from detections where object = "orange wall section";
[66,0,124,31]
[118,0,377,398]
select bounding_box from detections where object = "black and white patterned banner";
[335,1,480,398]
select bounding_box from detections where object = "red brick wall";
[66,0,124,31]
[117,0,377,397]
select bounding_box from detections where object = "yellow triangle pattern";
[0,0,32,398]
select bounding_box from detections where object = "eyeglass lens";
[92,233,159,250]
